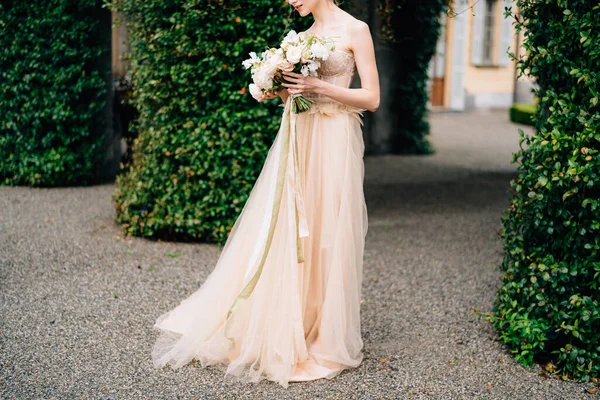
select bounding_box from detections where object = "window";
[482,0,497,64]
[472,0,513,67]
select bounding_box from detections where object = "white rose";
[253,65,274,90]
[249,83,262,101]
[252,70,262,86]
[278,59,295,72]
[282,30,299,47]
[286,46,302,64]
[242,51,261,69]
[307,60,320,72]
[263,53,282,75]
[242,59,252,69]
[300,64,310,77]
[310,42,329,60]
[301,49,313,63]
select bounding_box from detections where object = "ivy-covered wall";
[109,0,310,244]
[0,1,110,186]
[372,0,448,154]
[491,0,600,381]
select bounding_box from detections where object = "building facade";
[428,0,535,111]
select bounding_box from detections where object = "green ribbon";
[225,96,309,322]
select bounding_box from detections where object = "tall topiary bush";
[108,0,310,244]
[491,1,600,381]
[0,1,109,186]
[377,0,449,154]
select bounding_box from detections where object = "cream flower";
[242,51,261,70]
[282,30,299,47]
[248,83,262,101]
[301,48,313,63]
[307,60,320,72]
[300,64,310,77]
[263,53,282,75]
[253,67,274,90]
[285,46,302,64]
[278,59,295,72]
[310,42,329,60]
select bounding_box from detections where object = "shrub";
[509,103,536,126]
[377,0,449,154]
[0,1,109,186]
[108,0,311,244]
[491,1,600,381]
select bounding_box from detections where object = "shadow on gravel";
[365,170,518,217]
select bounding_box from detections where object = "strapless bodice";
[316,50,356,78]
[304,49,356,101]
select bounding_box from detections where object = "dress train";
[152,88,368,388]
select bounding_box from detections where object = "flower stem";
[291,94,313,114]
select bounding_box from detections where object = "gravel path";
[1,110,596,399]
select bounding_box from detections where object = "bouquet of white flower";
[242,30,335,114]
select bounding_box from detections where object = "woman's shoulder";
[344,17,370,55]
[344,18,372,59]
[346,17,369,35]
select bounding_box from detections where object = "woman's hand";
[257,91,278,102]
[281,71,324,95]
[257,89,288,102]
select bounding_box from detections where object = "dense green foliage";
[109,0,310,244]
[377,0,448,154]
[510,103,536,126]
[0,1,109,186]
[491,1,600,381]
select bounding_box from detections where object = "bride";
[152,0,380,388]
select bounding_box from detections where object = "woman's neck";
[311,2,342,30]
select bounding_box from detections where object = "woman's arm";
[319,22,380,112]
[282,21,380,113]
[278,88,290,104]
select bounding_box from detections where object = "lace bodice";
[317,50,356,78]
[303,24,356,99]
[304,49,356,100]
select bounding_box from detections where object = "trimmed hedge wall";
[0,1,109,186]
[377,0,449,154]
[491,1,600,381]
[109,0,311,244]
[509,103,536,126]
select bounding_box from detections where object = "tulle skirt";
[152,97,369,388]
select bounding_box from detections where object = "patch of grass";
[509,103,536,126]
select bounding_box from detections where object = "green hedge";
[509,103,536,126]
[491,1,600,381]
[108,0,311,244]
[0,1,109,186]
[377,0,449,154]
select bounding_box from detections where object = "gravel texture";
[1,110,596,399]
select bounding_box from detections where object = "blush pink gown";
[152,38,368,388]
